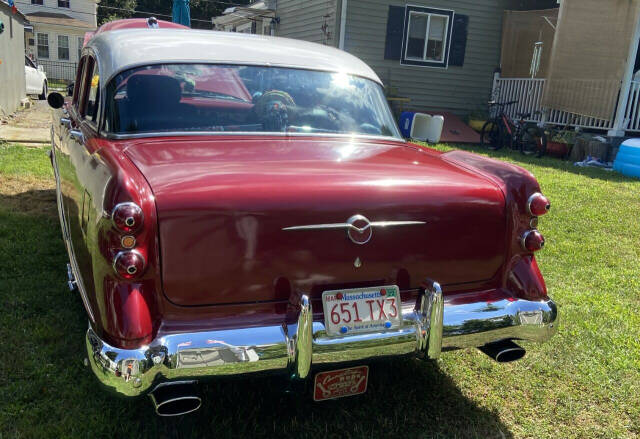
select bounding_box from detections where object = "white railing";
[622,80,640,132]
[492,77,618,131]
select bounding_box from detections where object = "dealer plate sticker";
[313,366,369,401]
[322,285,401,336]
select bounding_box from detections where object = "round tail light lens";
[112,202,144,233]
[527,193,550,216]
[522,230,545,252]
[113,250,146,279]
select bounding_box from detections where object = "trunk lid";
[123,137,506,306]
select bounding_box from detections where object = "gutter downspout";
[338,0,347,50]
[608,7,640,137]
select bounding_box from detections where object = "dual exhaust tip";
[149,381,202,417]
[479,339,526,363]
[148,342,525,416]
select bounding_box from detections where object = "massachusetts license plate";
[322,285,401,336]
[313,366,369,401]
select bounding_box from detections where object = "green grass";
[0,142,639,438]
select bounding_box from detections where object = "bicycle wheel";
[481,120,503,150]
[520,126,547,157]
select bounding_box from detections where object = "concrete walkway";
[0,100,52,144]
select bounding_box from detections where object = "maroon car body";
[48,24,556,414]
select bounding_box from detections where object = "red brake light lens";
[112,202,144,233]
[522,230,545,252]
[527,193,550,216]
[113,250,146,279]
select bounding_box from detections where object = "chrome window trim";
[103,131,407,143]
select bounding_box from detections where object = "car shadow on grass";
[0,191,513,439]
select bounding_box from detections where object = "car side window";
[84,58,100,123]
[25,56,35,68]
[73,57,88,107]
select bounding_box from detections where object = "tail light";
[113,250,146,279]
[111,202,144,233]
[527,193,550,216]
[521,230,545,252]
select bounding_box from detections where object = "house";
[0,1,29,115]
[15,0,98,81]
[212,0,557,118]
[493,0,640,137]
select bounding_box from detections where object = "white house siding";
[27,23,86,64]
[344,0,510,115]
[14,0,97,27]
[0,6,27,115]
[277,0,337,46]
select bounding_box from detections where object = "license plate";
[322,285,401,336]
[313,366,369,401]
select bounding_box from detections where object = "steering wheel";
[254,90,296,130]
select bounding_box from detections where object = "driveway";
[0,100,52,144]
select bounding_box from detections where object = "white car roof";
[87,29,383,85]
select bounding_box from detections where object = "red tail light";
[521,230,545,252]
[113,250,146,279]
[527,193,550,216]
[111,202,144,233]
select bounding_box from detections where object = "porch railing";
[36,60,77,83]
[492,76,623,131]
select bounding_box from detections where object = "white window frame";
[58,35,70,60]
[77,36,83,61]
[400,5,454,69]
[37,33,49,59]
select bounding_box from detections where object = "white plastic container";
[410,113,445,143]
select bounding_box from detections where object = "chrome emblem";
[282,214,425,245]
[346,214,373,244]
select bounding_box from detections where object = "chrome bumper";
[86,287,557,397]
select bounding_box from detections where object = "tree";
[97,0,137,26]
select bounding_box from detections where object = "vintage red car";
[47,23,557,416]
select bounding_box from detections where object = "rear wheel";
[38,81,47,100]
[520,126,547,157]
[481,120,503,150]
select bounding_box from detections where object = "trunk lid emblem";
[282,214,425,245]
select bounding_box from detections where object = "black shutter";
[384,5,405,60]
[449,14,469,67]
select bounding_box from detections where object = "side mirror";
[47,92,65,109]
[37,65,44,72]
[67,82,74,97]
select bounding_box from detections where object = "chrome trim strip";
[282,221,426,232]
[103,131,406,143]
[85,294,557,397]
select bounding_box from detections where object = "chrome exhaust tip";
[479,340,526,363]
[149,381,202,417]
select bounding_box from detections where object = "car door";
[54,55,100,319]
[24,56,39,94]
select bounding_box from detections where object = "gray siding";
[345,0,510,116]
[0,7,27,115]
[277,0,338,46]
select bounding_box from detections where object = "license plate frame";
[321,285,402,337]
[313,366,369,401]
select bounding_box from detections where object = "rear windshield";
[104,64,401,138]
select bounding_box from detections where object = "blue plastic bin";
[398,112,416,138]
[613,138,640,179]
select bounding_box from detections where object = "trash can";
[613,138,640,178]
[398,112,416,138]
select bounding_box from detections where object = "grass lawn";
[0,142,638,438]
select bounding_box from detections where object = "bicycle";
[481,101,547,157]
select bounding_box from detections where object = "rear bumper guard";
[86,284,557,397]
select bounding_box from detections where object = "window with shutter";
[400,6,454,68]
